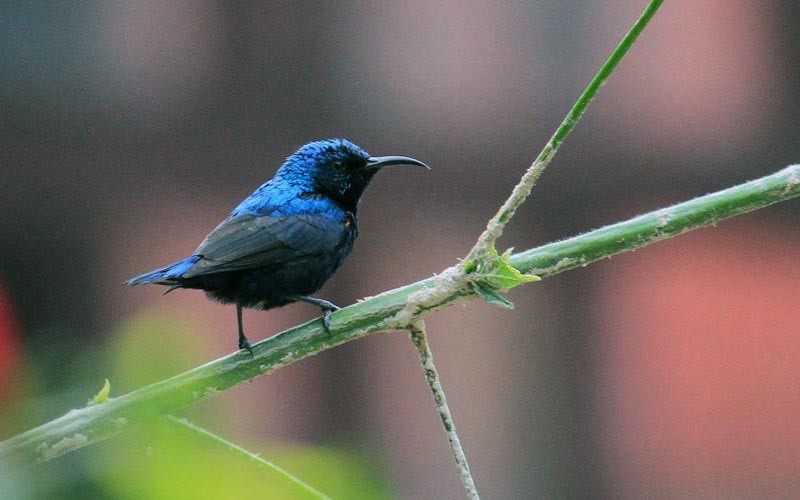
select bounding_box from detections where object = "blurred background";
[1,1,799,498]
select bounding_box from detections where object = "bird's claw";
[319,301,340,336]
[322,309,334,335]
[239,337,254,357]
[288,295,340,336]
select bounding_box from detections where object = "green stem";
[510,165,800,276]
[465,0,665,264]
[1,164,798,467]
[164,416,331,500]
[408,322,480,500]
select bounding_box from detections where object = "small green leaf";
[493,248,541,288]
[473,282,515,309]
[474,246,541,290]
[87,378,111,406]
[470,246,540,308]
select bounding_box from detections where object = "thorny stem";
[465,0,665,265]
[0,164,798,467]
[408,321,480,500]
[165,416,331,500]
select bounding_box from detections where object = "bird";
[124,138,429,354]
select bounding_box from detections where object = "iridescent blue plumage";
[125,139,428,353]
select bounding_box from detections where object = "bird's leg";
[236,302,254,356]
[289,295,341,334]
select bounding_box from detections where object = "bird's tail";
[124,255,201,286]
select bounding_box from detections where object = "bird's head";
[278,139,429,209]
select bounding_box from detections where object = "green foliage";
[92,420,391,500]
[108,312,211,390]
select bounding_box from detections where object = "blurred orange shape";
[596,222,800,497]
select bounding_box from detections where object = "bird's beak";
[366,155,431,170]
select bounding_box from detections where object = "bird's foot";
[321,308,336,335]
[235,302,253,356]
[317,300,340,335]
[289,296,341,335]
[238,336,254,357]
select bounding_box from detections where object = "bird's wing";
[181,211,346,278]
